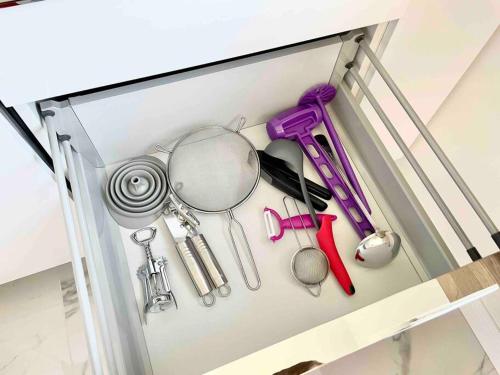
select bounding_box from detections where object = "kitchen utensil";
[283,196,329,297]
[260,168,328,212]
[105,156,168,229]
[264,207,337,242]
[265,140,319,229]
[347,64,482,260]
[166,195,231,297]
[265,139,355,295]
[267,105,374,239]
[167,126,261,291]
[106,155,227,298]
[315,134,400,268]
[258,150,332,200]
[131,227,177,320]
[299,83,371,213]
[163,210,216,307]
[356,37,500,250]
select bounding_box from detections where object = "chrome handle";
[176,238,216,307]
[191,234,231,297]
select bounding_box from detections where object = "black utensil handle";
[262,162,332,201]
[467,247,482,261]
[491,232,500,249]
[258,151,332,200]
[266,174,328,212]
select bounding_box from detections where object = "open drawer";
[32,30,498,375]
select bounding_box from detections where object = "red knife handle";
[315,216,355,296]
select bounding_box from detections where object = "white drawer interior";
[108,121,424,375]
[39,31,460,375]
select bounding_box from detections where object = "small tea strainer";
[283,196,330,297]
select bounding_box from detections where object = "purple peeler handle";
[315,101,371,214]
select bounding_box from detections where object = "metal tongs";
[164,194,230,307]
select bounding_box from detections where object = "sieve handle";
[227,210,261,291]
[316,216,355,296]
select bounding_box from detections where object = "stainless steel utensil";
[283,196,329,297]
[315,135,401,268]
[163,207,216,307]
[190,233,231,297]
[167,126,261,291]
[166,194,231,298]
[131,227,177,321]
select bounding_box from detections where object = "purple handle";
[267,105,374,239]
[316,100,371,214]
[298,134,374,238]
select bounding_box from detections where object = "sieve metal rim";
[166,125,261,213]
[290,246,330,287]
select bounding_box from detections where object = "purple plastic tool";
[267,105,374,239]
[299,84,371,213]
[264,207,337,242]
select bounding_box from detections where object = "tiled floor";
[0,263,498,375]
[0,263,91,375]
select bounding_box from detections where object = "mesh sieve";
[167,126,261,291]
[167,126,259,213]
[283,195,329,297]
[292,247,329,286]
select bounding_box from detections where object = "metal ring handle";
[217,284,231,297]
[202,293,216,307]
[130,227,157,246]
[227,210,261,291]
[306,284,322,297]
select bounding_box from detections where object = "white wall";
[360,0,499,160]
[0,111,71,285]
[396,27,499,264]
[395,27,500,369]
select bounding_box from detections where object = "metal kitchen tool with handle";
[346,63,483,261]
[315,134,400,268]
[283,196,330,297]
[166,195,231,298]
[131,227,177,320]
[167,126,261,291]
[163,210,216,307]
[267,106,375,239]
[299,83,371,213]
